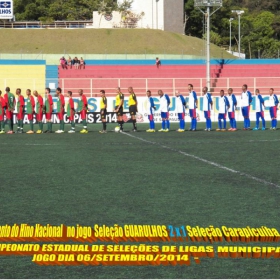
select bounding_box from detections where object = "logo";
[0,0,13,19]
[104,14,113,21]
[0,1,11,8]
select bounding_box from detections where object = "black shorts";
[129,105,137,116]
[100,109,107,120]
[115,106,123,116]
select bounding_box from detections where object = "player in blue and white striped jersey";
[253,89,266,131]
[216,90,230,131]
[202,86,213,131]
[188,84,198,131]
[268,88,279,130]
[227,88,237,131]
[146,90,156,132]
[158,90,171,132]
[175,90,186,132]
[241,84,253,130]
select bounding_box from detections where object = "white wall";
[118,0,164,30]
[92,11,122,28]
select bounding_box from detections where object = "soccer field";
[1,122,280,279]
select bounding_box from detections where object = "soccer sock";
[103,122,106,131]
[223,119,226,129]
[218,119,222,129]
[30,121,34,131]
[256,118,259,129]
[275,119,277,128]
[181,120,185,130]
[261,118,265,128]
[233,119,237,129]
[151,120,155,129]
[39,122,43,131]
[209,119,212,129]
[248,119,251,128]
[149,120,153,129]
[194,119,197,130]
[179,120,182,130]
[243,119,246,128]
[166,120,170,129]
[71,121,75,130]
[191,119,194,130]
[82,119,87,130]
[19,120,23,130]
[133,119,137,129]
[162,120,165,129]
[60,121,65,131]
[205,120,208,129]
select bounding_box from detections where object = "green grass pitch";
[1,121,280,278]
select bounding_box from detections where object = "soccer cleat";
[36,130,42,134]
[99,130,107,134]
[164,129,169,132]
[177,129,185,132]
[7,130,14,134]
[68,130,75,133]
[80,129,88,134]
[158,129,165,132]
[132,129,137,132]
[253,127,259,131]
[228,128,233,131]
[44,130,49,133]
[26,130,34,134]
[55,130,64,134]
[273,127,276,130]
[221,129,226,132]
[0,130,5,134]
[243,128,248,131]
[231,128,237,131]
[216,129,221,131]
[207,129,211,132]
[146,129,152,132]
[262,127,266,131]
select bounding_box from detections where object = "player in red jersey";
[3,86,15,134]
[33,90,44,134]
[15,88,25,133]
[55,87,65,133]
[67,91,76,133]
[44,87,53,133]
[77,89,88,133]
[25,89,35,134]
[0,90,6,134]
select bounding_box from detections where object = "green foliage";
[185,0,280,58]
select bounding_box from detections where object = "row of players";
[0,84,279,134]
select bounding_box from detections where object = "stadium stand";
[0,60,46,95]
[58,59,280,97]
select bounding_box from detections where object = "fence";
[57,77,280,97]
[1,77,279,97]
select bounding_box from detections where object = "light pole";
[229,18,234,53]
[232,10,244,59]
[194,0,223,91]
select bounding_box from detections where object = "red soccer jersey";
[38,95,44,107]
[0,96,6,108]
[82,95,87,109]
[30,95,35,108]
[58,94,65,113]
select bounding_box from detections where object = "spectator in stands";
[155,57,161,68]
[74,57,80,70]
[60,56,67,69]
[67,57,72,69]
[80,57,85,70]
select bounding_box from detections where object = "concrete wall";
[163,0,184,34]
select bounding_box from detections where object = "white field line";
[121,132,280,189]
